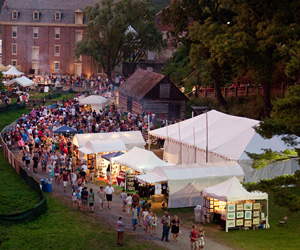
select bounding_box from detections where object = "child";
[131,205,138,231]
[117,217,125,246]
[198,227,205,249]
[151,213,157,235]
[72,186,77,210]
[190,225,198,250]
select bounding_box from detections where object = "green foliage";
[245,149,298,170]
[0,71,3,90]
[274,188,300,212]
[76,0,164,78]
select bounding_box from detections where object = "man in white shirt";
[104,183,114,209]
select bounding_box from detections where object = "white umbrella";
[79,95,108,105]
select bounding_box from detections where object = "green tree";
[0,71,3,90]
[75,0,164,80]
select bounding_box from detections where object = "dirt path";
[24,167,233,250]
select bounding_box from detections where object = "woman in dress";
[88,188,95,213]
[97,186,105,211]
[171,215,180,242]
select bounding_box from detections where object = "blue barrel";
[41,179,47,191]
[44,180,52,193]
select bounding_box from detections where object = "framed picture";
[244,220,252,227]
[236,204,243,211]
[253,211,260,217]
[227,204,236,212]
[253,203,260,210]
[253,218,260,225]
[227,220,235,228]
[236,219,244,226]
[227,212,235,220]
[245,211,252,220]
[236,211,244,219]
[244,203,253,210]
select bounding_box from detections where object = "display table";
[116,176,125,187]
[151,194,164,202]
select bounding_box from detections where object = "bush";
[274,189,300,212]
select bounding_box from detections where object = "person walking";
[62,170,69,193]
[117,217,125,246]
[97,186,105,211]
[151,213,157,235]
[171,215,180,242]
[131,205,138,231]
[104,183,114,209]
[72,186,77,211]
[161,211,171,242]
[120,189,127,212]
[126,193,132,215]
[198,227,205,249]
[88,188,95,213]
[81,187,88,212]
[190,225,198,250]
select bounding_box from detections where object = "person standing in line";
[161,211,171,242]
[81,187,88,212]
[120,189,127,212]
[117,217,125,246]
[97,186,105,211]
[131,205,138,231]
[104,183,114,209]
[171,215,180,242]
[190,225,198,250]
[88,188,95,213]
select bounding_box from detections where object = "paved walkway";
[26,168,233,250]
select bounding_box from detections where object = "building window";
[54,45,60,56]
[12,27,17,38]
[98,64,103,74]
[160,83,170,98]
[11,60,17,67]
[55,11,61,21]
[33,27,38,39]
[75,30,83,42]
[32,47,39,60]
[54,28,60,39]
[33,11,39,20]
[32,62,39,75]
[75,10,83,24]
[12,43,17,55]
[12,10,18,20]
[54,61,60,73]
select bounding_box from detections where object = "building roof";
[118,68,166,100]
[0,0,99,24]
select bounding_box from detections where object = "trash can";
[44,180,52,193]
[41,179,47,191]
[194,207,201,223]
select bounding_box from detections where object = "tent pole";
[206,111,208,163]
[193,127,196,163]
[266,199,270,229]
[148,114,151,151]
[178,123,182,164]
[192,111,194,118]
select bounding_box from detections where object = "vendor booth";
[2,66,24,76]
[111,147,171,191]
[4,76,33,87]
[73,131,145,183]
[150,110,300,183]
[79,95,108,113]
[202,177,269,232]
[136,161,245,208]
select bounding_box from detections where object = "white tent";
[150,110,300,183]
[5,76,33,87]
[79,95,108,112]
[78,139,126,154]
[202,177,269,231]
[73,131,145,150]
[136,162,245,208]
[2,66,24,76]
[111,147,171,174]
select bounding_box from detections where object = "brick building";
[0,0,100,76]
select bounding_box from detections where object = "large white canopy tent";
[150,110,300,183]
[4,76,34,87]
[78,139,127,154]
[202,177,269,232]
[2,66,24,76]
[111,147,171,174]
[79,95,108,112]
[73,131,145,150]
[136,162,245,208]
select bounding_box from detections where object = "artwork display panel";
[244,220,252,227]
[236,211,244,219]
[227,212,235,220]
[236,219,244,226]
[227,220,235,227]
[244,203,253,210]
[245,211,252,220]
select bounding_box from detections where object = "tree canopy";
[75,0,164,79]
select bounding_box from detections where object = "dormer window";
[75,9,83,24]
[12,10,18,20]
[55,11,61,21]
[33,11,39,21]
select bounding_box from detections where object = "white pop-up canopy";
[111,147,171,174]
[2,66,24,76]
[73,131,145,150]
[137,162,245,208]
[79,95,108,112]
[150,110,300,183]
[5,76,34,87]
[78,139,126,154]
